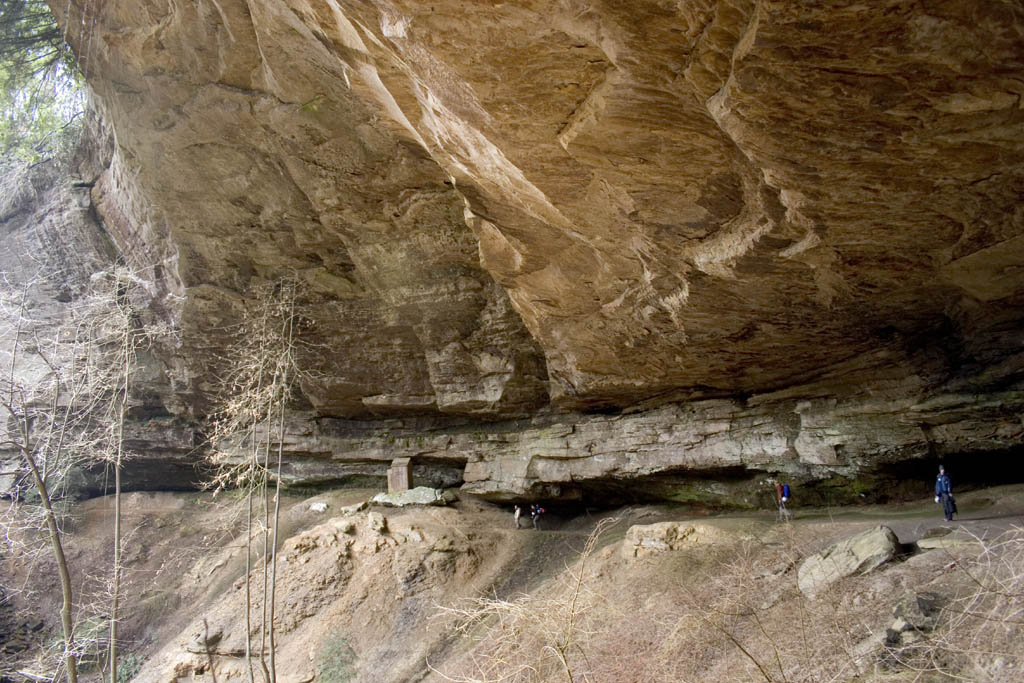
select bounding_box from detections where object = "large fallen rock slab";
[798,526,901,598]
[622,521,753,559]
[916,528,983,551]
[370,487,455,507]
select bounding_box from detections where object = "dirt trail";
[775,483,1024,545]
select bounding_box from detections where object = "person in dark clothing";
[530,504,544,530]
[934,465,955,522]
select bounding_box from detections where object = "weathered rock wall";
[0,154,201,496]
[28,0,1024,498]
[258,368,1024,505]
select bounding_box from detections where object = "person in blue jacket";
[934,465,955,522]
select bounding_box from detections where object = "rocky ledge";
[232,374,1023,505]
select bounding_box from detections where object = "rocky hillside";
[11,0,1024,498]
[3,488,1024,681]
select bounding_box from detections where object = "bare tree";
[0,264,161,682]
[77,266,156,683]
[207,275,304,683]
[0,277,86,683]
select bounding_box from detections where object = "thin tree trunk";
[245,350,267,683]
[21,441,78,683]
[109,332,130,683]
[258,423,272,683]
[246,306,270,683]
[269,405,282,683]
[267,299,294,683]
[109,456,121,683]
[245,463,255,683]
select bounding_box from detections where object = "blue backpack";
[782,484,791,499]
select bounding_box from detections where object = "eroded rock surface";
[137,504,517,683]
[50,0,1024,411]
[622,519,755,558]
[0,159,200,495]
[21,0,1024,496]
[371,486,454,507]
[241,377,1024,503]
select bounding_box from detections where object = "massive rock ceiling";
[51,0,1024,421]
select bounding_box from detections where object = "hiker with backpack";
[935,465,956,522]
[775,481,792,521]
[530,504,545,530]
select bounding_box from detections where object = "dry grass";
[432,520,1024,683]
[882,527,1024,681]
[431,518,619,683]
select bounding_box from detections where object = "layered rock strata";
[0,158,201,496]
[251,375,1024,504]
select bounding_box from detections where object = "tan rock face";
[34,1,1024,501]
[51,0,1024,416]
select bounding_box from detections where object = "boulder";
[622,521,751,559]
[798,526,901,597]
[875,592,947,670]
[371,487,452,507]
[184,625,245,656]
[367,511,388,533]
[339,501,368,515]
[888,592,944,640]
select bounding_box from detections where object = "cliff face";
[0,153,202,496]
[33,0,1024,498]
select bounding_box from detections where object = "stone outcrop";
[0,159,201,496]
[138,504,519,682]
[916,528,982,551]
[885,592,944,649]
[49,0,1024,411]
[14,1,1024,497]
[240,378,1023,503]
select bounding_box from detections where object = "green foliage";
[0,0,65,72]
[116,652,143,682]
[0,0,83,164]
[318,637,357,682]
